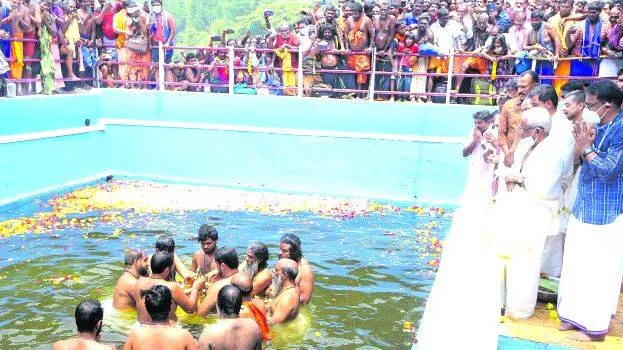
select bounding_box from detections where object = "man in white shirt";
[462,110,496,208]
[497,107,573,319]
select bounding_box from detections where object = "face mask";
[152,5,162,13]
[594,104,607,121]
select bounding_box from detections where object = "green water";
[0,198,448,349]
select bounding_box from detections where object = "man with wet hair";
[232,273,271,341]
[113,249,148,310]
[124,285,196,350]
[267,258,301,324]
[198,285,262,350]
[279,233,314,304]
[52,300,114,349]
[239,241,271,296]
[150,235,194,280]
[191,224,219,275]
[198,247,240,315]
[133,251,205,324]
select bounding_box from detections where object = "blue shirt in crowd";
[573,111,623,225]
[495,10,512,33]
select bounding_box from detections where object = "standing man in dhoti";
[557,80,623,342]
[499,107,572,319]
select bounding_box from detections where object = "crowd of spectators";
[1,0,622,104]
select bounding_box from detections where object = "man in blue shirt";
[489,0,511,33]
[404,0,422,26]
[557,80,623,342]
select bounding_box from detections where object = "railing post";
[445,51,454,104]
[297,47,303,97]
[228,46,235,95]
[368,48,377,101]
[158,42,165,91]
[531,57,537,71]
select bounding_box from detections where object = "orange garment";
[498,96,523,150]
[243,301,271,341]
[347,54,371,84]
[427,56,448,73]
[463,57,487,74]
[553,60,571,96]
[10,32,24,79]
[347,15,365,47]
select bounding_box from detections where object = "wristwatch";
[582,147,596,158]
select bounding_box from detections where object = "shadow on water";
[0,202,450,349]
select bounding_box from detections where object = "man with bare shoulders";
[373,1,395,100]
[77,0,96,88]
[52,300,115,350]
[197,247,240,316]
[231,274,271,341]
[191,224,219,276]
[5,0,28,92]
[21,0,39,93]
[124,285,196,350]
[279,233,314,304]
[343,1,374,98]
[238,241,271,297]
[133,251,204,324]
[149,235,196,281]
[198,285,261,350]
[113,249,149,310]
[266,258,300,324]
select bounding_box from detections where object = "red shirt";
[101,4,122,40]
[274,34,300,67]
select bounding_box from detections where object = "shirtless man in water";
[279,233,314,304]
[149,235,195,280]
[198,247,240,315]
[198,285,262,350]
[113,249,149,310]
[343,1,374,98]
[238,241,272,297]
[266,258,300,324]
[52,300,115,350]
[231,274,271,341]
[132,251,204,324]
[124,285,196,350]
[191,224,219,276]
[372,2,396,99]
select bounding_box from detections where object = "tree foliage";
[164,0,313,46]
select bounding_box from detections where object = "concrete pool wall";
[0,90,492,206]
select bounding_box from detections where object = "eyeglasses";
[585,100,604,111]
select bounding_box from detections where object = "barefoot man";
[198,285,262,350]
[372,1,395,99]
[52,300,115,350]
[132,251,204,324]
[113,249,149,310]
[198,247,240,315]
[266,258,300,324]
[124,285,197,350]
[343,1,374,98]
[191,224,219,276]
[279,233,314,304]
[231,274,271,341]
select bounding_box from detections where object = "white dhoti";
[557,214,623,336]
[494,193,553,319]
[540,232,564,277]
[415,206,500,350]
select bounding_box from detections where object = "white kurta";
[495,136,572,318]
[461,130,495,208]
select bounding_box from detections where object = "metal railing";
[1,36,604,104]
